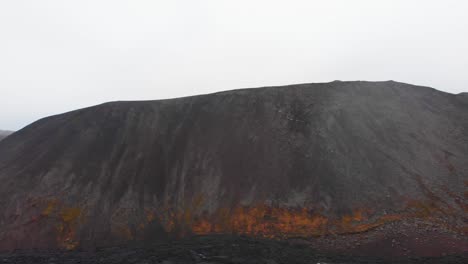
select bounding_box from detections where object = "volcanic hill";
[0,81,466,256]
[0,130,12,141]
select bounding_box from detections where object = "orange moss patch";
[184,199,460,238]
[191,206,328,238]
[41,200,58,216]
[337,214,404,234]
[30,194,464,249]
[190,205,373,237]
[145,210,156,222]
[57,207,82,250]
[60,208,82,223]
[37,199,84,250]
[190,206,403,238]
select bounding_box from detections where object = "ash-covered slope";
[0,130,12,141]
[0,81,466,254]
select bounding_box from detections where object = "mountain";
[0,81,466,256]
[0,130,12,141]
[458,92,468,103]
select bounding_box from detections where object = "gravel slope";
[0,235,466,264]
[0,130,12,141]
[0,81,466,256]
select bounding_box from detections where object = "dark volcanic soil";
[0,235,467,264]
[0,130,12,141]
[0,81,466,256]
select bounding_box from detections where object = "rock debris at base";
[0,236,466,264]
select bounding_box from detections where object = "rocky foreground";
[0,235,467,264]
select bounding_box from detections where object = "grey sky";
[1,0,467,130]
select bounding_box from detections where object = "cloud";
[0,0,467,130]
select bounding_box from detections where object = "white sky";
[1,0,467,130]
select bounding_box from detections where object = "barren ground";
[0,235,467,264]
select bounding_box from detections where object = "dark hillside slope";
[0,130,12,141]
[0,81,466,255]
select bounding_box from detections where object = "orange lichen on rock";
[191,206,328,238]
[29,195,463,250]
[60,208,82,223]
[338,213,404,234]
[37,199,85,250]
[56,207,82,250]
[339,209,367,228]
[145,209,156,222]
[41,200,58,216]
[187,201,457,238]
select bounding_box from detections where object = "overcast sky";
[1,0,467,130]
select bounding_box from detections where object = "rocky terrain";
[0,235,466,264]
[0,81,466,259]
